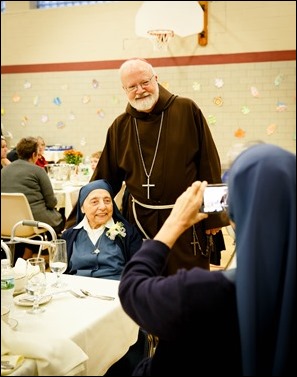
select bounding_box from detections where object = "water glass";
[49,239,68,288]
[26,257,47,314]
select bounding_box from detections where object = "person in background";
[119,143,296,376]
[1,136,11,169]
[35,136,48,168]
[66,58,229,276]
[62,179,143,280]
[90,150,102,171]
[1,137,65,235]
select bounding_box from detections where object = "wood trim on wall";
[1,50,296,74]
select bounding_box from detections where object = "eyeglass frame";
[123,74,155,93]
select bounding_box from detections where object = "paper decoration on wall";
[274,74,283,86]
[266,123,277,135]
[192,82,201,91]
[92,79,99,88]
[214,78,224,88]
[213,96,223,106]
[56,121,65,129]
[234,128,246,138]
[1,108,5,116]
[112,96,120,104]
[61,84,68,90]
[21,116,29,127]
[80,137,87,146]
[69,112,76,120]
[12,94,21,103]
[53,97,62,106]
[208,115,217,125]
[24,81,32,89]
[160,81,169,90]
[250,86,259,97]
[41,115,49,123]
[276,101,287,112]
[241,106,250,115]
[82,96,90,104]
[96,109,105,118]
[33,96,39,106]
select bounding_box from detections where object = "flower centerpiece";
[63,149,83,166]
[106,222,126,240]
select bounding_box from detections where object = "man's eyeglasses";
[124,75,155,93]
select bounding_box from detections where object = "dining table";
[52,181,83,218]
[6,273,139,376]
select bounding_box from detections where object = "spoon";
[80,289,115,301]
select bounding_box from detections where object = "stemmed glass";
[26,257,47,314]
[49,239,68,288]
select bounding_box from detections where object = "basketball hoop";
[147,30,174,51]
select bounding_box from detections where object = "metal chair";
[1,193,57,262]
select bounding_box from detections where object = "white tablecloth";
[8,274,139,376]
[53,183,82,217]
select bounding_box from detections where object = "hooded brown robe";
[67,85,229,275]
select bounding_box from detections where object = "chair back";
[1,193,45,238]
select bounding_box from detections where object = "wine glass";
[49,239,68,288]
[26,257,47,314]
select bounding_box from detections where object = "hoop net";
[147,30,174,51]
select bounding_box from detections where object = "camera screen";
[200,184,228,213]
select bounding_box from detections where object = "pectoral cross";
[142,176,155,199]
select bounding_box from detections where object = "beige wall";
[1,1,296,163]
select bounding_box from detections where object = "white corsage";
[106,222,126,240]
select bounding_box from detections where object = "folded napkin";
[13,258,26,276]
[1,319,88,376]
[1,354,24,375]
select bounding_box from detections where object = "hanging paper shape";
[21,116,29,127]
[33,96,39,106]
[92,79,99,88]
[53,97,62,106]
[192,82,201,91]
[214,78,224,88]
[56,121,65,129]
[12,94,21,103]
[266,123,277,135]
[24,81,32,89]
[80,137,87,146]
[234,128,246,138]
[208,115,217,125]
[82,96,90,104]
[112,96,120,104]
[241,106,250,115]
[41,115,49,123]
[69,112,76,120]
[274,74,283,86]
[250,86,259,97]
[96,109,105,119]
[276,101,287,112]
[213,96,223,107]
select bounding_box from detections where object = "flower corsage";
[106,222,126,240]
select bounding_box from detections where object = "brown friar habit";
[66,85,229,275]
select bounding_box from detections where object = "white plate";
[14,293,52,307]
[7,318,18,330]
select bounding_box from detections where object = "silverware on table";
[19,289,85,302]
[80,289,115,301]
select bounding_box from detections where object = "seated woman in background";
[1,136,11,169]
[1,136,65,236]
[62,179,143,280]
[35,136,48,168]
[90,150,102,171]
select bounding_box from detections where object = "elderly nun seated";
[62,179,143,280]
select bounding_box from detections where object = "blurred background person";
[90,151,102,171]
[35,136,48,169]
[1,135,11,170]
[1,136,65,235]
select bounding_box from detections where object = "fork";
[80,289,115,301]
[19,289,85,302]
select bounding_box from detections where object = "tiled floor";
[210,226,236,271]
